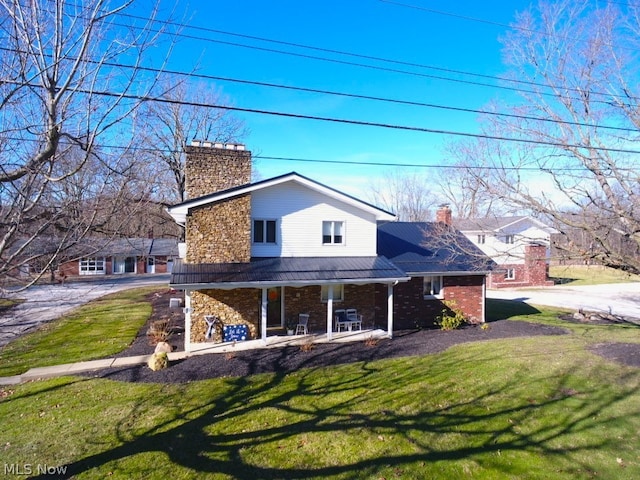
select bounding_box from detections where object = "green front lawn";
[549,264,640,285]
[1,294,639,478]
[0,287,155,377]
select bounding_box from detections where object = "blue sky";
[146,0,533,198]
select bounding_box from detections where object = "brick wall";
[284,284,377,331]
[375,275,485,329]
[186,195,251,263]
[489,244,553,288]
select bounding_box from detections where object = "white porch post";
[261,288,268,344]
[280,286,286,328]
[387,282,394,338]
[326,284,334,341]
[481,275,486,324]
[184,290,192,353]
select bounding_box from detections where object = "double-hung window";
[477,234,486,244]
[253,219,276,244]
[504,234,515,244]
[424,275,444,299]
[322,221,344,245]
[505,268,515,280]
[321,284,344,302]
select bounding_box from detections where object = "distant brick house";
[454,215,558,288]
[57,237,178,277]
[168,143,493,352]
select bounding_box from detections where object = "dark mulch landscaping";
[590,343,640,368]
[89,292,570,383]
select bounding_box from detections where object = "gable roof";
[377,222,495,275]
[454,216,558,234]
[167,172,396,224]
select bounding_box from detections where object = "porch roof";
[169,256,410,289]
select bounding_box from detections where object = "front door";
[147,256,155,274]
[266,287,281,327]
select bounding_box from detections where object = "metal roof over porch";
[169,256,409,289]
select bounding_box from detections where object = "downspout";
[184,290,192,353]
[387,281,397,338]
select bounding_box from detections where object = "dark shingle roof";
[377,222,495,274]
[170,256,409,288]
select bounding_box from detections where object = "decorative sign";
[223,324,248,342]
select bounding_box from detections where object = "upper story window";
[322,221,344,245]
[477,234,486,244]
[424,275,444,299]
[253,219,276,244]
[504,234,515,244]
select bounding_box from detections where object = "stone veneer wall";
[186,195,251,263]
[184,145,252,200]
[375,275,484,329]
[190,289,260,343]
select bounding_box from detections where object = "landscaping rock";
[154,342,173,354]
[147,352,169,371]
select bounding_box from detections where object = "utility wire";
[116,9,640,104]
[5,80,640,156]
[1,43,628,134]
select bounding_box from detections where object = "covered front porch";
[170,256,410,353]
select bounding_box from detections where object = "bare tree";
[0,0,172,291]
[439,134,506,219]
[137,80,249,204]
[368,170,435,221]
[447,0,640,274]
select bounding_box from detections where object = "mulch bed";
[590,343,640,368]
[87,292,569,383]
[84,290,640,384]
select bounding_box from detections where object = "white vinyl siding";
[251,182,378,257]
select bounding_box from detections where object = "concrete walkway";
[0,329,387,386]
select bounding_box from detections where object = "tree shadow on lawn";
[34,355,640,479]
[486,299,541,322]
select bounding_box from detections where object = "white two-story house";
[454,216,558,288]
[168,143,490,352]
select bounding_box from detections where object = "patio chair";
[334,309,349,332]
[346,308,363,330]
[295,313,309,335]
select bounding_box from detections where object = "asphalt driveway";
[0,275,171,348]
[488,282,640,321]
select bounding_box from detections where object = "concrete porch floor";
[187,328,390,355]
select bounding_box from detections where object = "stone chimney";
[436,204,452,225]
[184,141,252,199]
[183,141,252,264]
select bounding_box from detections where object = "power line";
[114,11,639,105]
[3,44,635,134]
[6,80,640,156]
[6,134,621,172]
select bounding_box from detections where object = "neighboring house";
[454,215,558,288]
[167,142,494,352]
[57,237,179,277]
